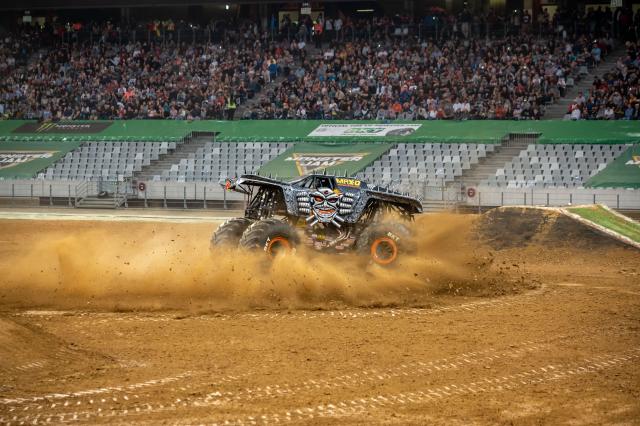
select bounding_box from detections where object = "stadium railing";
[0,180,637,211]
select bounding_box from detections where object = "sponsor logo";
[12,121,113,134]
[0,151,56,170]
[285,153,367,175]
[625,155,640,166]
[308,124,421,137]
[386,231,400,242]
[335,177,361,187]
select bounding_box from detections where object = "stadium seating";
[38,141,629,192]
[38,141,291,182]
[359,143,493,189]
[142,142,292,182]
[38,142,173,181]
[483,144,629,188]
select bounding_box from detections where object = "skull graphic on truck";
[296,188,354,228]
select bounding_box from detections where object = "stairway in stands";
[234,43,317,119]
[543,45,625,119]
[234,74,287,119]
[134,135,213,182]
[75,194,127,209]
[453,138,532,187]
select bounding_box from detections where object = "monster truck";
[211,173,422,265]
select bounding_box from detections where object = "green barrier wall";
[258,143,392,179]
[0,141,81,179]
[1,120,640,144]
[1,120,639,181]
[586,145,640,189]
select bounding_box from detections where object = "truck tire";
[211,218,254,247]
[355,222,413,266]
[239,218,300,258]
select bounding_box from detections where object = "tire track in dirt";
[2,331,616,425]
[219,347,640,425]
[199,340,551,404]
[0,339,545,423]
[16,279,640,326]
[0,372,197,405]
[0,371,253,426]
[0,343,98,378]
[4,284,636,424]
[1,360,48,374]
[9,345,637,426]
[12,289,543,325]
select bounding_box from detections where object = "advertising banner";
[12,121,112,134]
[0,141,81,178]
[0,151,56,170]
[586,145,640,189]
[308,124,422,138]
[258,143,391,179]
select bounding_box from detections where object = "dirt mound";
[0,316,108,376]
[478,207,632,250]
[0,216,530,312]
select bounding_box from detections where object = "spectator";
[334,16,343,42]
[604,105,615,119]
[324,17,333,42]
[313,17,323,48]
[570,104,581,120]
[591,43,602,65]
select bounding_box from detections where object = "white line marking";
[0,372,194,405]
[0,212,227,223]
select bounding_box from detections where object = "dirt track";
[0,210,639,425]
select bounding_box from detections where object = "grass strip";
[568,205,640,243]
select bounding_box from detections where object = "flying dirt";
[0,214,527,312]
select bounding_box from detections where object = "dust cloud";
[0,214,509,312]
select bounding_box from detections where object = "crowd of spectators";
[244,32,612,120]
[0,6,638,121]
[566,42,639,120]
[0,21,297,120]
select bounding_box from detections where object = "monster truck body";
[212,173,422,264]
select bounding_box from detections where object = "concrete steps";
[75,195,126,209]
[135,136,213,181]
[544,46,625,119]
[235,74,287,119]
[235,45,316,119]
[454,140,531,186]
[422,199,458,213]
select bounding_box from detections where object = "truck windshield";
[315,176,333,189]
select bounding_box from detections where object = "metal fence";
[456,186,640,211]
[0,179,245,209]
[0,179,638,211]
[0,180,79,206]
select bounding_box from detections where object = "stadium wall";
[0,120,638,208]
[1,120,640,144]
[1,179,637,210]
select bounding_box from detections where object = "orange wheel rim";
[370,237,398,265]
[266,236,291,258]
